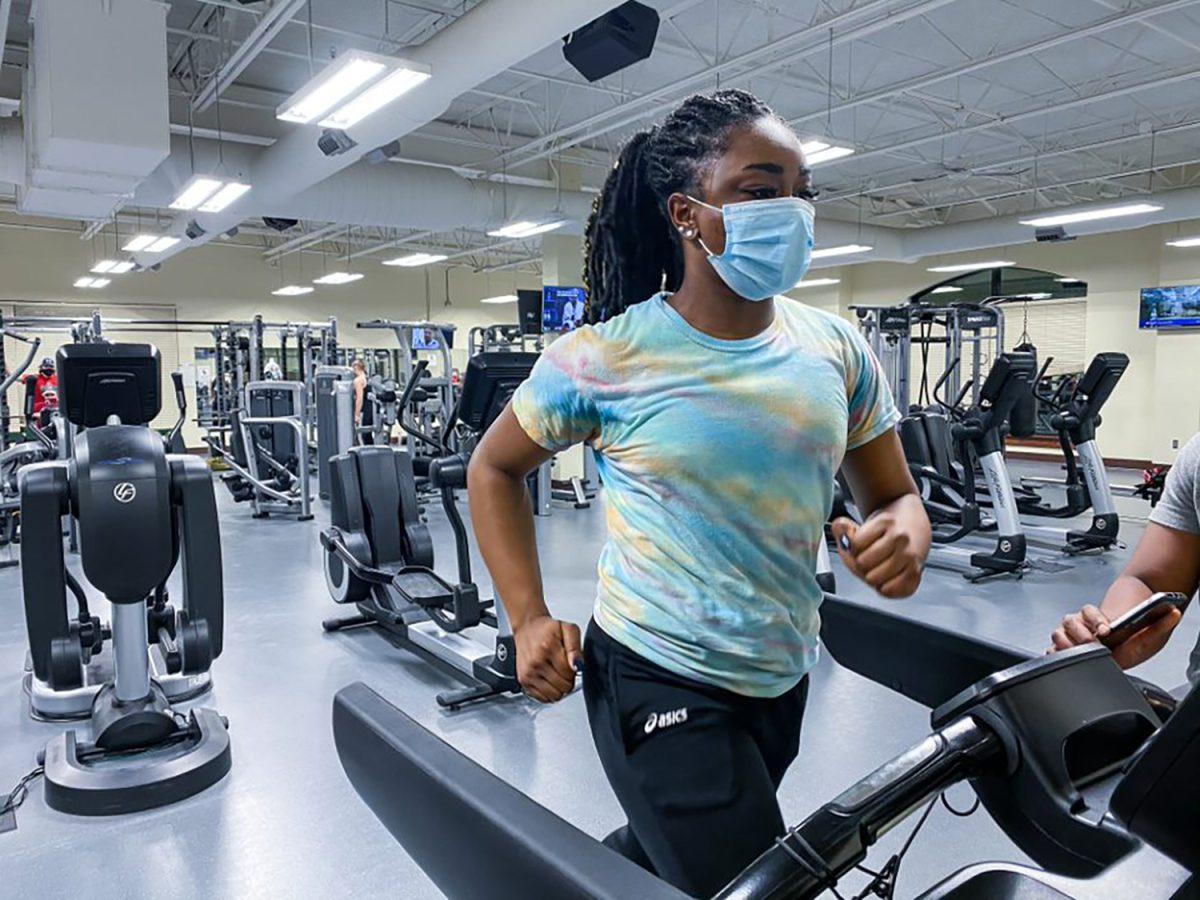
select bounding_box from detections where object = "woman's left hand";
[830,507,926,599]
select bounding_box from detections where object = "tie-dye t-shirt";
[512,293,899,697]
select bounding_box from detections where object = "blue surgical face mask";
[687,195,815,302]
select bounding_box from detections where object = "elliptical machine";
[19,343,230,815]
[1014,352,1129,553]
[901,352,1037,582]
[321,352,539,709]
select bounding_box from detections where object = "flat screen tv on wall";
[1139,284,1200,329]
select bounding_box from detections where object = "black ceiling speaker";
[262,217,299,232]
[563,1,660,83]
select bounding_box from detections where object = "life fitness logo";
[113,482,137,504]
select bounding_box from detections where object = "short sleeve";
[841,324,901,450]
[1150,433,1200,535]
[510,331,601,453]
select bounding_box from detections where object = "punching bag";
[1008,340,1039,438]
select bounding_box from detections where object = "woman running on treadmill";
[467,89,931,896]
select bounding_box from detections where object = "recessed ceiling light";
[383,252,449,267]
[272,285,315,296]
[927,260,1016,273]
[487,220,565,239]
[1055,277,1084,283]
[1167,236,1200,248]
[74,276,110,289]
[1018,202,1161,228]
[811,244,872,259]
[480,294,518,304]
[91,259,118,273]
[313,271,364,285]
[930,286,963,294]
[793,278,841,288]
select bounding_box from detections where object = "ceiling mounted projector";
[563,1,660,83]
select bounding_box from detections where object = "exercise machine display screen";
[1140,284,1200,329]
[542,286,586,333]
[411,327,442,350]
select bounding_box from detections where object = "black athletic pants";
[582,621,809,898]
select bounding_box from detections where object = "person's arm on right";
[1052,437,1200,669]
[1051,522,1200,668]
[353,378,364,425]
[468,408,582,703]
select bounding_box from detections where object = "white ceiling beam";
[787,0,1200,131]
[192,0,307,114]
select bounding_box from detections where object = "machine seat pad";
[392,567,453,607]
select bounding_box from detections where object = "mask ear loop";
[681,195,721,257]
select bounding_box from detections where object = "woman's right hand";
[514,615,582,703]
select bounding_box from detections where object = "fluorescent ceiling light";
[793,278,841,288]
[319,64,431,130]
[383,252,448,267]
[74,277,110,289]
[272,285,315,296]
[1055,277,1084,283]
[198,181,252,213]
[110,260,135,274]
[1023,293,1053,300]
[800,140,855,165]
[91,259,118,273]
[313,271,364,285]
[1018,202,1162,228]
[123,234,157,252]
[277,54,389,124]
[169,175,224,210]
[930,286,964,294]
[90,278,111,288]
[927,260,1015,273]
[480,294,518,304]
[1167,236,1200,248]
[487,220,566,239]
[811,244,872,259]
[147,236,181,253]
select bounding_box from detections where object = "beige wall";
[794,220,1200,465]
[0,223,540,445]
[5,214,1200,462]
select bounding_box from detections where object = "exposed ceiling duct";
[17,0,169,220]
[132,0,626,267]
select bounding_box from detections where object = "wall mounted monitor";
[542,286,587,333]
[1140,285,1200,329]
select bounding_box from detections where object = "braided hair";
[583,89,779,323]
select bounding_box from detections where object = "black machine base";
[1063,512,1121,555]
[39,707,231,816]
[323,607,522,711]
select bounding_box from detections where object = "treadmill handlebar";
[716,716,1003,899]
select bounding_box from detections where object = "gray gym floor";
[0,460,1195,899]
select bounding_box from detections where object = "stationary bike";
[19,343,230,815]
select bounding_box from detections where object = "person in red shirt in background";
[32,357,57,418]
